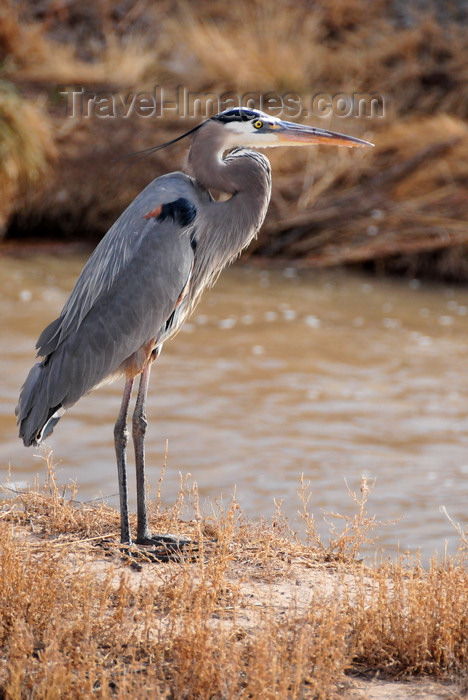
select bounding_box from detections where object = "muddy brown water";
[2,252,467,560]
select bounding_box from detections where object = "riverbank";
[1,0,468,281]
[1,466,466,698]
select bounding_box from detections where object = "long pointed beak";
[276,120,374,148]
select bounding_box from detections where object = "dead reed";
[1,0,467,278]
[0,84,56,236]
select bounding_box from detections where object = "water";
[2,251,468,560]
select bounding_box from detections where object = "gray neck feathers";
[187,121,272,296]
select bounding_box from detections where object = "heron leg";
[133,362,153,543]
[114,377,135,544]
[132,357,192,554]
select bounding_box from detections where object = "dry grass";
[0,454,467,699]
[298,475,395,562]
[0,0,467,278]
[352,560,468,678]
[0,83,56,235]
[0,2,162,86]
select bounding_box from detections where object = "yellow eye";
[253,120,263,129]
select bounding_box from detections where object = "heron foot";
[136,532,192,548]
[121,533,195,563]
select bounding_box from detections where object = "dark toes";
[137,533,193,549]
[126,533,197,563]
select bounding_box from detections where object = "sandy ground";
[347,678,458,699]
[70,540,462,699]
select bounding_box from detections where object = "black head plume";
[211,108,259,123]
[116,121,205,170]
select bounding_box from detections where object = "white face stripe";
[220,113,285,149]
[221,110,282,133]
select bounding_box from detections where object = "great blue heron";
[16,108,373,547]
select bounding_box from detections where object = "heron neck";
[186,128,272,297]
[188,128,272,249]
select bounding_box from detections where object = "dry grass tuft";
[352,560,468,678]
[0,461,467,698]
[0,82,56,235]
[161,2,326,92]
[4,450,119,540]
[298,475,394,562]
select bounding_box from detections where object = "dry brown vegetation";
[0,84,56,234]
[0,0,467,279]
[0,457,467,699]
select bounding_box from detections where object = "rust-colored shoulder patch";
[123,337,157,380]
[143,205,163,219]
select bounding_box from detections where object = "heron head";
[211,108,374,150]
[119,107,373,171]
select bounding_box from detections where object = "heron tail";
[15,361,63,447]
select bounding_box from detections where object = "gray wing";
[38,172,200,354]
